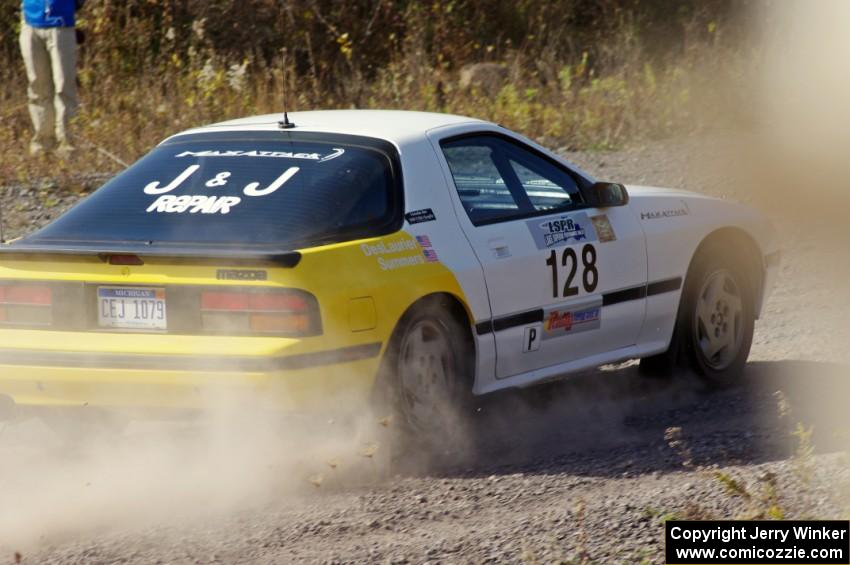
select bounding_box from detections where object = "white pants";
[19,23,78,150]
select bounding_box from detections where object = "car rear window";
[26,131,402,249]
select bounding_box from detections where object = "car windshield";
[24,131,401,249]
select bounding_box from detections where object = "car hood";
[623,183,758,224]
[622,183,778,259]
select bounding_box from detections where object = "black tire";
[638,341,680,379]
[680,245,756,387]
[639,289,687,380]
[375,297,477,462]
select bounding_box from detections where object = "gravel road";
[1,134,848,564]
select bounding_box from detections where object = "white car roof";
[171,110,492,146]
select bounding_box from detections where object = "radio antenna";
[0,192,5,244]
[279,49,296,129]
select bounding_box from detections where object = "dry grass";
[0,13,755,190]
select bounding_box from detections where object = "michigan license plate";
[97,286,167,330]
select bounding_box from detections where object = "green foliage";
[714,470,751,499]
[712,470,786,520]
[0,1,752,184]
[792,422,815,484]
[643,506,682,524]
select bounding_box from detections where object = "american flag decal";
[423,249,439,262]
[416,235,432,248]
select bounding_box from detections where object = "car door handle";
[488,238,508,250]
[488,238,511,258]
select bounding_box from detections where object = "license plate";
[97,286,167,330]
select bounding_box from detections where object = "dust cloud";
[735,0,850,492]
[744,1,850,225]
[687,0,850,357]
[0,379,392,551]
[749,0,850,347]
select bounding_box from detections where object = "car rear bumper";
[0,343,382,412]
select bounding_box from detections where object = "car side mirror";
[585,182,629,207]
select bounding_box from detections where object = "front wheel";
[682,250,755,386]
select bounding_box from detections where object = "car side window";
[440,144,520,225]
[441,135,583,225]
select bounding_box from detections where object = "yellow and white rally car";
[0,110,779,435]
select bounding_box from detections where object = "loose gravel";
[1,134,848,564]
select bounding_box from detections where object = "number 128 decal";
[545,244,599,298]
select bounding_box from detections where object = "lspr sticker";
[526,212,596,249]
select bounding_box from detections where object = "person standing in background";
[19,0,84,157]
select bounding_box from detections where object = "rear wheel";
[398,319,464,431]
[379,298,476,461]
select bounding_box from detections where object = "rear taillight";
[200,289,320,336]
[0,284,53,327]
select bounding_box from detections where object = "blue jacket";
[22,0,83,28]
